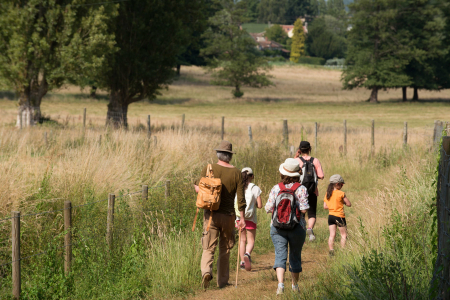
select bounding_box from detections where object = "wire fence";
[0,182,170,299]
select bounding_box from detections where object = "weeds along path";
[186,245,328,300]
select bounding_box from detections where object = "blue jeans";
[270,224,306,273]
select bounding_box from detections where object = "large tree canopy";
[94,0,205,127]
[342,0,413,103]
[306,15,347,59]
[0,0,117,126]
[202,0,273,97]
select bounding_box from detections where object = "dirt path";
[186,246,328,300]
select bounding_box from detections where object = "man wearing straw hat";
[194,140,247,289]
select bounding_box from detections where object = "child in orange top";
[323,174,351,256]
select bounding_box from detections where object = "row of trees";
[342,0,450,102]
[0,0,274,127]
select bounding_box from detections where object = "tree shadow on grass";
[0,91,16,100]
[151,98,192,105]
[171,75,211,86]
[384,97,450,104]
[242,97,298,103]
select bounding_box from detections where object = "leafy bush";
[297,56,326,65]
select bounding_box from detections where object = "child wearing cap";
[323,174,352,256]
[234,167,262,271]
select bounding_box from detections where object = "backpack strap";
[289,182,301,192]
[191,208,214,232]
[310,157,314,163]
[192,207,199,231]
[278,182,286,190]
[299,157,306,164]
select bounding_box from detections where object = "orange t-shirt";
[324,190,346,218]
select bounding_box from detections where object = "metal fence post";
[64,201,72,274]
[221,117,225,140]
[314,122,318,153]
[343,120,347,155]
[371,120,375,155]
[283,120,288,149]
[403,122,408,149]
[248,126,253,143]
[147,115,151,139]
[142,185,148,201]
[107,194,115,250]
[181,114,185,131]
[83,108,86,128]
[12,211,20,299]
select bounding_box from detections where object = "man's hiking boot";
[292,284,299,293]
[240,261,245,270]
[306,228,316,241]
[276,286,284,295]
[244,253,252,271]
[201,273,212,290]
[329,249,335,257]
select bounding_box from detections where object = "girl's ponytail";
[326,183,335,200]
[242,171,250,190]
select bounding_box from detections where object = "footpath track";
[187,246,327,300]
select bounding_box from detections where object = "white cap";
[279,158,301,177]
[242,167,253,175]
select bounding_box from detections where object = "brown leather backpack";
[192,164,222,231]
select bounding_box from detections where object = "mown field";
[0,65,446,299]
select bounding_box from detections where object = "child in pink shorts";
[235,167,262,271]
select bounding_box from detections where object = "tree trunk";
[369,87,379,103]
[413,87,419,100]
[402,87,407,102]
[16,80,48,127]
[106,90,128,128]
[176,64,181,76]
[90,86,97,99]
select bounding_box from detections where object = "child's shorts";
[235,220,257,230]
[328,215,347,227]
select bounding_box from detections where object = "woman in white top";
[235,167,262,271]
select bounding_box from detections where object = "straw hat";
[279,158,301,177]
[242,167,253,175]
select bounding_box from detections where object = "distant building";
[280,19,308,37]
[249,33,290,53]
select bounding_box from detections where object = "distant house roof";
[249,32,266,42]
[279,23,308,37]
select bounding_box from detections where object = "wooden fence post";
[403,122,408,149]
[107,194,115,250]
[142,185,148,201]
[83,108,86,128]
[371,120,375,155]
[221,117,225,140]
[153,136,157,147]
[315,122,318,153]
[98,135,102,146]
[147,115,151,139]
[283,120,288,149]
[433,136,450,298]
[12,211,20,299]
[248,126,253,143]
[44,132,48,147]
[19,114,22,130]
[165,181,170,199]
[64,201,72,274]
[290,145,295,157]
[343,120,347,155]
[433,120,444,145]
[181,114,185,131]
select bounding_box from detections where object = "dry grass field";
[0,64,445,299]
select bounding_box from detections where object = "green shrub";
[296,56,326,65]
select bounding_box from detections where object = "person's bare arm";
[256,196,262,209]
[301,209,307,213]
[324,201,329,210]
[344,195,351,207]
[239,211,246,230]
[194,185,199,193]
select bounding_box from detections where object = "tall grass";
[0,118,438,299]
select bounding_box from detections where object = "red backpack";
[272,183,302,230]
